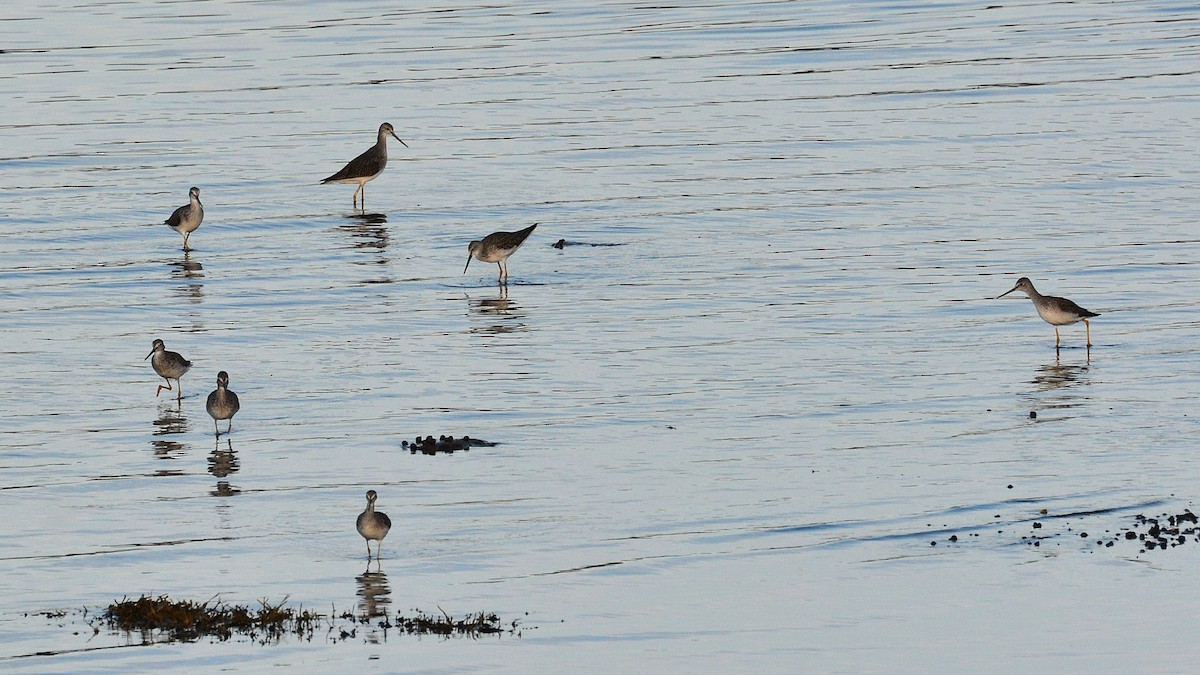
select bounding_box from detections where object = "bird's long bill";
[144,350,154,360]
[996,286,1018,299]
[463,254,473,275]
[391,131,408,148]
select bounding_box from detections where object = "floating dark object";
[550,239,624,249]
[1029,411,1037,419]
[403,435,497,455]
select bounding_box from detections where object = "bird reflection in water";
[170,251,204,303]
[337,212,392,284]
[466,285,527,336]
[208,438,241,497]
[1028,350,1092,413]
[356,563,392,642]
[150,401,188,475]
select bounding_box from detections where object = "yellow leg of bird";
[1055,327,1061,346]
[1084,319,1091,347]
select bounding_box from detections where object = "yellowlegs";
[145,339,192,400]
[356,490,392,560]
[464,223,537,283]
[321,123,407,209]
[997,277,1099,347]
[165,187,203,251]
[206,371,240,437]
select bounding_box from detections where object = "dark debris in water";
[551,238,624,249]
[80,595,524,645]
[1015,508,1200,552]
[929,504,1200,554]
[404,435,496,455]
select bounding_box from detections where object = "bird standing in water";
[356,490,392,560]
[165,187,204,251]
[206,371,240,437]
[321,123,407,209]
[997,277,1099,347]
[464,223,538,284]
[145,339,192,400]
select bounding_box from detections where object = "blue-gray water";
[2,1,1199,671]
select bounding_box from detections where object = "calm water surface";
[2,1,1199,671]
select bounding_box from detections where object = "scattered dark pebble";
[403,435,497,455]
[1007,484,1013,489]
[1029,411,1037,419]
[1032,522,1042,529]
[930,541,936,546]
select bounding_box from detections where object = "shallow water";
[2,0,1200,671]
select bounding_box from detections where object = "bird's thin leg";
[176,380,183,401]
[156,379,172,397]
[1055,327,1061,346]
[183,232,190,251]
[226,419,233,435]
[496,262,503,283]
[214,418,221,437]
[1084,319,1092,347]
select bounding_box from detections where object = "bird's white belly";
[1035,304,1083,326]
[329,173,380,185]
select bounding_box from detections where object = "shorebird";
[997,277,1099,347]
[145,339,192,400]
[321,123,407,209]
[356,490,392,560]
[205,371,240,437]
[164,187,203,251]
[464,223,537,283]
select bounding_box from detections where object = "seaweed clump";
[98,595,525,644]
[332,606,519,641]
[101,595,320,643]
